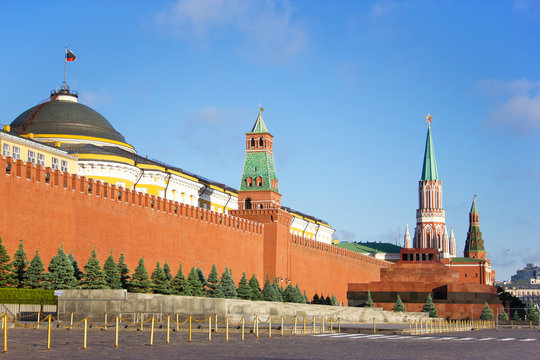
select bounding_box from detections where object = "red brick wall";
[0,157,264,283]
[288,235,386,304]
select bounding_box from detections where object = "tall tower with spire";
[464,196,486,259]
[413,114,450,257]
[237,107,281,210]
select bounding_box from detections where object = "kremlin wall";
[0,86,501,318]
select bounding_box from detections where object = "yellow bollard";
[115,316,119,348]
[253,314,256,335]
[225,317,229,341]
[47,315,51,350]
[215,313,218,333]
[208,316,211,341]
[530,320,533,329]
[511,319,513,329]
[281,316,284,337]
[150,317,154,345]
[3,315,7,353]
[189,316,192,342]
[409,319,412,335]
[37,312,40,330]
[303,317,306,335]
[83,318,88,350]
[269,316,272,338]
[338,318,341,333]
[176,313,179,332]
[294,316,298,335]
[241,317,245,341]
[70,312,74,330]
[321,317,325,334]
[330,318,333,334]
[420,320,423,335]
[167,316,170,344]
[373,318,376,334]
[415,320,418,335]
[313,317,316,334]
[104,313,107,331]
[255,315,259,338]
[140,313,143,332]
[430,320,433,334]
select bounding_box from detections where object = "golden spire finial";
[258,103,264,115]
[474,194,477,199]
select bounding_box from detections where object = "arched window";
[256,176,263,187]
[250,139,255,148]
[259,138,264,147]
[246,177,253,187]
[245,198,252,210]
[258,204,263,209]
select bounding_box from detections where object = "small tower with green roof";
[238,107,281,210]
[464,196,486,259]
[413,114,449,257]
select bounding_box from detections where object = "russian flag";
[65,50,76,62]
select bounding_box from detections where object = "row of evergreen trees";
[0,239,340,305]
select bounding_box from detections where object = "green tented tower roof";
[249,111,269,134]
[421,126,439,181]
[470,197,478,213]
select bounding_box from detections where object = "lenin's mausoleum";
[0,86,501,319]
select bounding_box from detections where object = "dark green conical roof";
[249,111,269,134]
[470,197,478,213]
[421,126,439,181]
[464,197,485,255]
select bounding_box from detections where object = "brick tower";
[231,107,292,281]
[413,114,449,257]
[464,196,486,259]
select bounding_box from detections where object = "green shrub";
[0,288,56,305]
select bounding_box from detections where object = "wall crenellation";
[290,234,391,268]
[1,155,263,235]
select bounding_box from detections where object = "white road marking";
[455,337,475,341]
[498,338,516,341]
[519,338,537,342]
[430,337,456,341]
[477,338,494,341]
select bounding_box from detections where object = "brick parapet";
[289,234,391,268]
[0,155,263,235]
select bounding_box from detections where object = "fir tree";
[103,253,122,289]
[117,253,130,289]
[129,258,151,293]
[526,300,539,322]
[0,237,14,287]
[303,290,309,304]
[262,274,277,302]
[68,252,83,281]
[498,307,509,321]
[421,294,438,318]
[248,274,263,301]
[512,310,521,321]
[48,247,77,290]
[12,240,28,288]
[80,249,108,289]
[219,266,237,298]
[311,293,320,304]
[206,264,222,298]
[151,261,171,294]
[480,302,494,321]
[163,262,172,282]
[196,267,208,294]
[187,266,204,296]
[318,293,327,305]
[272,277,283,302]
[170,263,191,296]
[283,284,298,303]
[325,295,332,306]
[331,294,338,306]
[237,272,252,300]
[294,284,305,303]
[365,291,374,307]
[392,295,406,312]
[22,251,45,288]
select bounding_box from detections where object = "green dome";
[10,90,127,144]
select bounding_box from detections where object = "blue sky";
[0,0,538,281]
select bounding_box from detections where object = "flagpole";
[64,45,67,89]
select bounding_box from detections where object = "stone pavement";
[0,327,538,359]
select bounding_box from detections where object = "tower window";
[246,177,253,187]
[245,198,252,210]
[256,176,263,187]
[259,139,264,147]
[250,138,255,148]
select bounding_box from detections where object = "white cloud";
[480,78,540,135]
[154,0,307,63]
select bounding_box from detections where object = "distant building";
[511,263,540,283]
[335,242,402,262]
